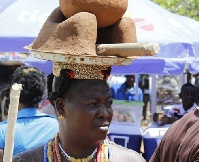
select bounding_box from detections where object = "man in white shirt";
[166,103,197,119]
[153,83,197,125]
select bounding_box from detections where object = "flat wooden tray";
[27,42,159,66]
[29,50,137,66]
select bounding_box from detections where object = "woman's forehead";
[72,81,111,97]
[80,82,109,92]
[77,79,108,88]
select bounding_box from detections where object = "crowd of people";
[0,66,59,161]
[0,65,198,162]
[110,75,143,102]
[0,60,197,160]
[11,66,146,162]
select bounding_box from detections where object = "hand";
[0,149,3,162]
[153,113,159,122]
[157,115,168,126]
[153,113,168,126]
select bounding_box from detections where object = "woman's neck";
[59,133,100,160]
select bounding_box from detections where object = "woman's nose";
[97,106,109,118]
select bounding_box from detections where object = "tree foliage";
[152,0,199,21]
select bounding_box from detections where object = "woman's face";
[63,80,113,144]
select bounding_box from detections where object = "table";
[108,121,143,153]
[143,124,171,161]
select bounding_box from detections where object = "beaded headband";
[53,62,111,80]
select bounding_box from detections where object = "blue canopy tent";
[0,0,58,73]
[0,0,198,113]
[110,0,199,115]
[0,2,199,151]
[0,0,198,75]
[111,0,199,75]
[0,0,59,53]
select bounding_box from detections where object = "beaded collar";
[44,133,112,162]
[59,142,98,161]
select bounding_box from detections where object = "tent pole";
[150,74,157,124]
[135,74,139,101]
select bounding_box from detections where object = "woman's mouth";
[100,126,109,131]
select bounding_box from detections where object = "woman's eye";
[106,100,113,108]
[89,102,98,106]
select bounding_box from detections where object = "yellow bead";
[70,157,76,162]
[76,159,81,162]
[47,152,53,156]
[48,141,53,146]
[87,155,92,161]
[81,158,88,162]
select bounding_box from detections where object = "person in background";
[108,75,125,99]
[114,75,143,101]
[139,74,150,122]
[193,73,199,88]
[13,66,146,162]
[0,64,21,94]
[0,86,10,121]
[193,73,199,106]
[153,83,197,126]
[194,86,199,106]
[38,88,56,117]
[0,66,59,160]
[150,108,199,162]
[39,99,56,117]
[0,64,23,121]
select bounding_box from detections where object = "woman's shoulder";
[109,141,146,162]
[13,145,44,162]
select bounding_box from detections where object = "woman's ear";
[55,98,67,119]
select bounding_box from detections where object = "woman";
[0,66,58,160]
[13,66,145,162]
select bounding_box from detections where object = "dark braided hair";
[0,86,10,117]
[47,69,78,107]
[10,66,46,107]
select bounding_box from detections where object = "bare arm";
[13,146,44,162]
[153,113,177,125]
[0,149,3,162]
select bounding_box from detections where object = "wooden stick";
[3,83,22,162]
[26,42,160,57]
[96,42,160,57]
